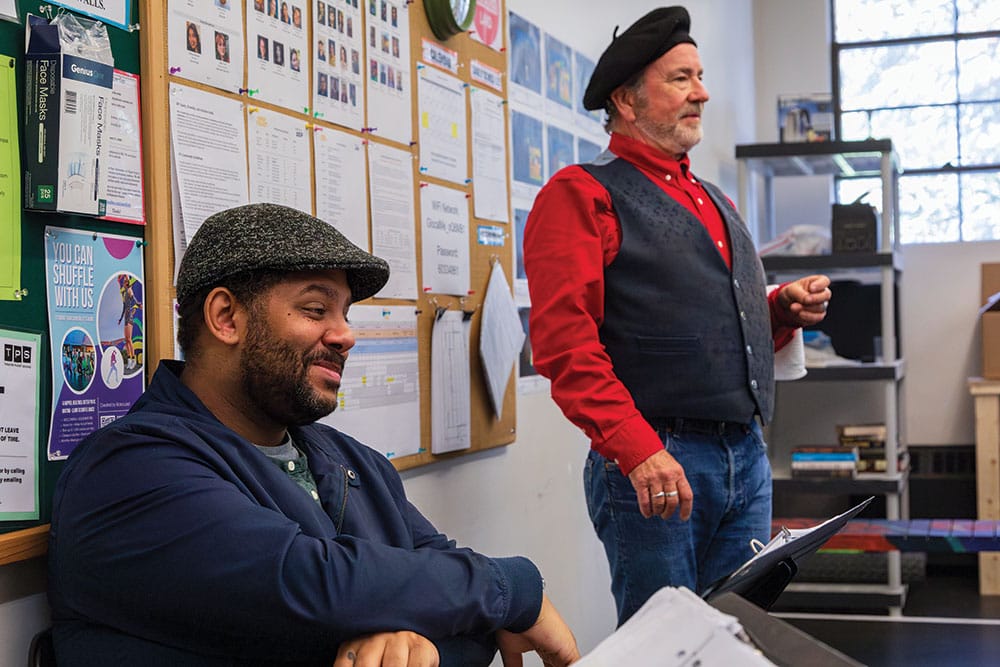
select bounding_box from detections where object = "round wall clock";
[425,0,477,41]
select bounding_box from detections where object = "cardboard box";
[981,263,1000,379]
[24,14,114,215]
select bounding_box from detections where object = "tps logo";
[3,344,32,365]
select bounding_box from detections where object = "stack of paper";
[575,587,775,666]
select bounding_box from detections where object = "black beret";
[582,6,697,111]
[176,203,390,305]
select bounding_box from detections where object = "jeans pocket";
[746,422,768,454]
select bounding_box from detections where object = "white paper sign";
[314,126,369,251]
[247,108,312,213]
[168,0,245,92]
[471,87,508,222]
[431,309,471,454]
[319,305,421,460]
[0,329,41,520]
[368,142,417,300]
[366,0,411,144]
[417,65,468,185]
[101,70,146,224]
[420,184,470,297]
[48,0,133,31]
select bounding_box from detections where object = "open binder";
[702,496,874,609]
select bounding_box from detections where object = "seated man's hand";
[496,593,581,666]
[333,631,439,667]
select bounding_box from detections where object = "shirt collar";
[608,132,692,180]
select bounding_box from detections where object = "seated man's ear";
[203,288,249,347]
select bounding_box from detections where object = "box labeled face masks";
[24,13,114,215]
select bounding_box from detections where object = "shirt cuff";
[491,556,543,633]
[595,414,664,476]
[768,283,801,328]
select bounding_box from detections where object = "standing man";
[49,204,580,667]
[523,6,831,625]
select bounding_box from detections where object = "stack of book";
[836,423,888,475]
[790,445,858,479]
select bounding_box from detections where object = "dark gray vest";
[581,158,774,424]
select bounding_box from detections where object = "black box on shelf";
[831,203,879,253]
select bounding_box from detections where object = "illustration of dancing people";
[117,274,143,372]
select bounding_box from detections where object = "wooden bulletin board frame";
[141,0,516,472]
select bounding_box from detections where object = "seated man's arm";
[496,594,580,667]
[50,425,548,664]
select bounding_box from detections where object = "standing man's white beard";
[634,105,704,157]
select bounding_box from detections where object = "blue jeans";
[584,420,772,625]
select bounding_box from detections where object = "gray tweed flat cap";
[176,203,389,304]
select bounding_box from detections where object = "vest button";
[287,461,296,472]
[750,379,759,390]
[740,310,747,320]
[734,279,741,289]
[746,345,753,355]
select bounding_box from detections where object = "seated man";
[48,203,580,667]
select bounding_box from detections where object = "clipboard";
[702,496,874,609]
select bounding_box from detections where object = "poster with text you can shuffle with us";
[44,226,145,460]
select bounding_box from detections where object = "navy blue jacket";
[48,361,542,666]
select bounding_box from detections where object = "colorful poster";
[44,227,145,460]
[511,110,543,187]
[0,329,41,521]
[544,33,572,111]
[574,51,604,127]
[508,12,541,96]
[546,124,574,179]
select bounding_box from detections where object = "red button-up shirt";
[523,133,797,474]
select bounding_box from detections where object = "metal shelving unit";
[737,139,908,614]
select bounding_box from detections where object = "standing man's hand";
[333,631,439,667]
[627,450,693,521]
[497,594,581,666]
[777,274,832,327]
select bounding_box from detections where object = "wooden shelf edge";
[0,525,50,566]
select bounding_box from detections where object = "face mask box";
[24,15,114,216]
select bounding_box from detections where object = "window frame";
[829,0,1000,243]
